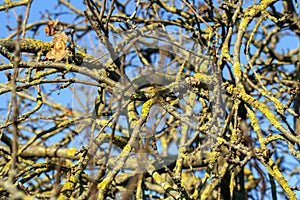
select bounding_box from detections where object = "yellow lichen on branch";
[141,98,155,117]
[260,158,296,200]
[97,144,132,199]
[0,38,51,54]
[240,0,278,31]
[0,0,29,11]
[233,0,277,89]
[226,84,300,144]
[58,176,77,200]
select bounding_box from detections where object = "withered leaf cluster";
[45,32,68,61]
[44,19,59,36]
[44,20,68,61]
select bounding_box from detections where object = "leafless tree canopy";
[0,0,300,199]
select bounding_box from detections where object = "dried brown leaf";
[44,19,59,36]
[45,32,68,61]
